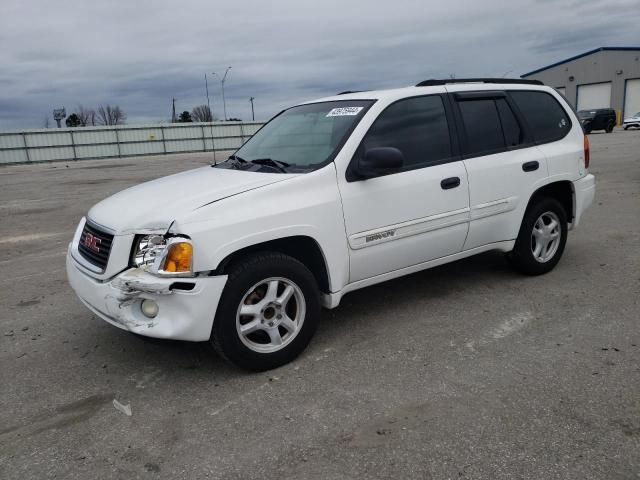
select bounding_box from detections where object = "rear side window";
[361,95,452,168]
[510,91,571,144]
[458,99,505,155]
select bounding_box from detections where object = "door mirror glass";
[356,147,404,178]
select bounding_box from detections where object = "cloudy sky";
[1,0,638,129]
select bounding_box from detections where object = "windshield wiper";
[222,154,248,169]
[249,158,291,173]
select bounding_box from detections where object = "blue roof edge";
[521,46,640,78]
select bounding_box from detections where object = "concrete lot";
[1,133,639,479]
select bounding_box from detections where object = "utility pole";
[204,73,217,163]
[205,73,212,120]
[249,97,255,121]
[212,66,231,120]
[171,98,176,123]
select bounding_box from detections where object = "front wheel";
[507,197,568,275]
[211,252,320,371]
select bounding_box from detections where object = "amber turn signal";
[162,242,193,273]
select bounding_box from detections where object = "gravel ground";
[1,132,639,479]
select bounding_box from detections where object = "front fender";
[181,164,349,292]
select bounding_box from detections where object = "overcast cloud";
[0,0,638,129]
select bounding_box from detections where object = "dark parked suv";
[578,108,616,133]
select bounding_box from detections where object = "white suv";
[67,78,595,370]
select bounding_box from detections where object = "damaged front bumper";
[66,247,227,341]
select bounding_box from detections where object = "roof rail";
[416,78,544,87]
[336,90,366,95]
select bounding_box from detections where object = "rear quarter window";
[509,91,571,144]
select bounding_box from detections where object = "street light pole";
[205,73,212,119]
[249,97,255,121]
[212,66,232,120]
[204,72,216,163]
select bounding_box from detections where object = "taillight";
[584,135,590,169]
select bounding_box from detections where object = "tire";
[507,197,568,275]
[584,125,592,134]
[211,252,320,371]
[606,122,614,133]
[623,126,629,130]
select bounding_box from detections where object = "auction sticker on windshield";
[326,107,364,117]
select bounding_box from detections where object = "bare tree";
[96,105,127,125]
[42,115,50,128]
[76,105,97,126]
[191,105,214,122]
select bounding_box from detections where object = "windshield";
[227,100,373,171]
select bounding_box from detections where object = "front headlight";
[132,235,194,276]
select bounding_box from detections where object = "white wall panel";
[28,146,74,162]
[0,149,28,164]
[0,121,263,164]
[0,134,25,149]
[73,129,117,145]
[27,131,72,147]
[76,144,120,159]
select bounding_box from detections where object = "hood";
[87,166,297,234]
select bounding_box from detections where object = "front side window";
[224,100,373,172]
[359,95,452,168]
[510,91,571,144]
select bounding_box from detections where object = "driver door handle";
[440,177,461,190]
[522,161,539,172]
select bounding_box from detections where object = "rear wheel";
[507,197,568,275]
[606,121,615,133]
[211,252,320,371]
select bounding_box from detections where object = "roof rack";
[336,90,366,95]
[416,78,543,87]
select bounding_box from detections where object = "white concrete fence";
[0,122,264,165]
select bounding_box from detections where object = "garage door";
[577,82,612,110]
[624,79,640,117]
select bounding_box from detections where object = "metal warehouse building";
[521,47,640,124]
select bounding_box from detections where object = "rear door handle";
[440,177,461,190]
[522,161,539,172]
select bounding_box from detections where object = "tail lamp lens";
[584,135,590,169]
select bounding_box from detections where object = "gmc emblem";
[83,232,102,253]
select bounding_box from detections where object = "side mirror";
[356,147,405,179]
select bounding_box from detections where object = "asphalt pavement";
[1,132,639,479]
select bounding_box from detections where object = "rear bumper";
[66,247,227,341]
[572,174,595,228]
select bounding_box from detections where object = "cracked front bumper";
[66,247,227,341]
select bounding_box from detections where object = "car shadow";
[84,250,518,379]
